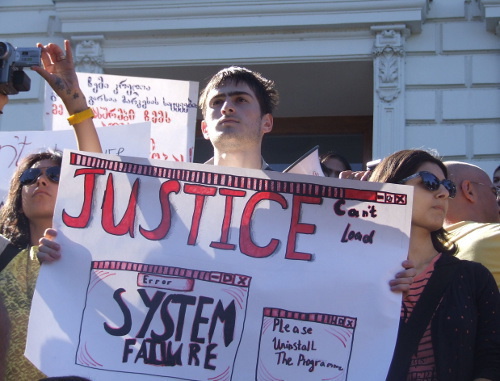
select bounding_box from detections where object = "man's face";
[201,81,272,152]
[459,168,500,223]
[323,158,349,178]
[472,175,500,222]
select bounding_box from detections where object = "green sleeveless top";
[0,246,45,380]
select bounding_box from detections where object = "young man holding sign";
[197,65,415,292]
[37,58,415,294]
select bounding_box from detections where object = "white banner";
[43,72,199,162]
[27,150,412,381]
[0,122,151,205]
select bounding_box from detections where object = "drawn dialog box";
[76,261,251,380]
[256,308,357,381]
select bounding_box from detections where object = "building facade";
[1,0,499,173]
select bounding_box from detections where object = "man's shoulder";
[453,222,500,261]
[447,221,500,238]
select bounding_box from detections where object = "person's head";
[199,66,279,155]
[199,66,279,119]
[320,151,351,178]
[0,150,62,247]
[493,165,500,189]
[443,161,500,224]
[370,149,457,256]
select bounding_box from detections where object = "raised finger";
[64,39,74,63]
[43,227,58,239]
[359,171,371,181]
[37,43,55,69]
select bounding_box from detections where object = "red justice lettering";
[139,180,181,240]
[62,168,106,228]
[63,170,319,261]
[184,184,217,245]
[210,189,246,250]
[102,173,140,237]
[285,195,321,261]
[239,191,288,258]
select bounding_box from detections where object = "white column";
[71,35,105,74]
[371,25,409,161]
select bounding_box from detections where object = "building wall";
[404,0,500,175]
[1,0,499,175]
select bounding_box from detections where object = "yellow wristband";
[67,108,94,126]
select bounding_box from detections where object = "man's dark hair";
[319,151,352,175]
[199,66,279,118]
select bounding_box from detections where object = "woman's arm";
[0,93,8,113]
[37,228,60,264]
[32,40,102,153]
[474,265,500,380]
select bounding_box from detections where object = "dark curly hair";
[369,149,457,256]
[0,150,62,248]
[199,66,279,118]
[320,151,352,176]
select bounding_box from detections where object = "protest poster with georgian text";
[27,150,412,380]
[0,122,151,205]
[43,72,198,162]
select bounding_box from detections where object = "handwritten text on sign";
[0,123,150,204]
[44,72,199,161]
[27,151,412,380]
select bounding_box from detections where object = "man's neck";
[443,218,457,228]
[213,149,263,170]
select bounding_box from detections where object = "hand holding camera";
[32,40,89,115]
[0,42,41,95]
[0,40,88,115]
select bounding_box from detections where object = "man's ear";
[261,114,273,134]
[461,180,476,203]
[201,120,210,140]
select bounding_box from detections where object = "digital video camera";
[0,42,41,95]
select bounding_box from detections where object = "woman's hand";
[389,259,416,295]
[339,170,371,181]
[0,93,8,113]
[32,40,88,115]
[37,228,61,263]
[32,40,102,153]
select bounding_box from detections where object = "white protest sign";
[284,146,325,177]
[0,122,151,204]
[27,150,412,380]
[43,72,199,162]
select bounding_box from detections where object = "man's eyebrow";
[210,91,254,100]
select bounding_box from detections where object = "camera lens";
[0,42,7,59]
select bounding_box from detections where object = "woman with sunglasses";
[369,149,500,381]
[0,40,102,380]
[0,150,62,380]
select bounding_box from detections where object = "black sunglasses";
[398,171,456,198]
[19,166,61,186]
